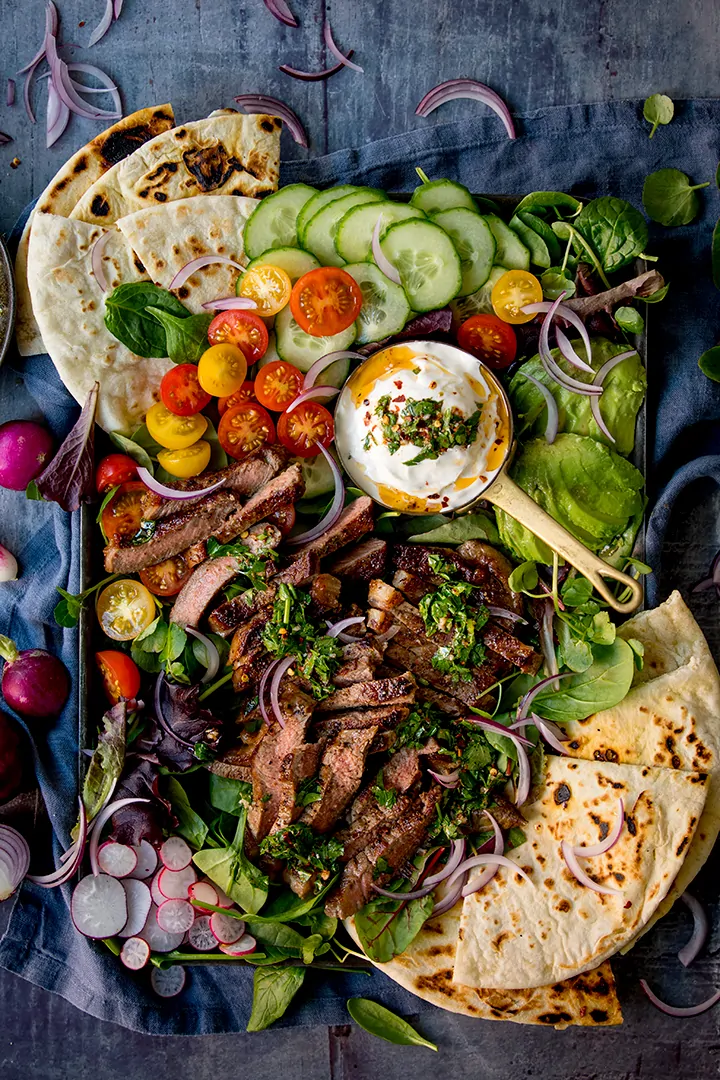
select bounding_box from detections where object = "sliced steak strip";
[141,446,289,520]
[313,704,410,740]
[332,640,384,687]
[213,464,305,544]
[230,613,269,691]
[384,636,498,707]
[482,624,541,673]
[247,687,315,843]
[327,538,387,582]
[208,551,319,637]
[414,683,463,717]
[456,540,524,615]
[392,543,520,611]
[295,496,374,560]
[301,727,378,833]
[269,740,326,837]
[347,748,423,827]
[309,573,342,616]
[315,672,416,713]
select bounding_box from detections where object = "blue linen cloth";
[1,97,719,1033]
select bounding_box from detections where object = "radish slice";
[158,865,197,900]
[160,836,192,872]
[210,911,246,944]
[71,874,128,938]
[157,898,195,934]
[188,914,218,952]
[139,905,186,953]
[150,870,166,907]
[210,881,234,908]
[119,878,152,939]
[151,965,186,998]
[219,934,257,956]
[189,881,219,906]
[128,840,158,880]
[120,936,151,971]
[97,841,138,879]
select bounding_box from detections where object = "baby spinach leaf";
[259,877,338,923]
[614,306,644,334]
[104,282,189,357]
[642,168,710,226]
[517,211,563,262]
[513,191,583,218]
[193,803,268,913]
[574,197,649,274]
[643,93,674,138]
[405,511,500,545]
[346,999,438,1051]
[698,345,720,382]
[208,774,247,814]
[109,431,155,473]
[165,776,208,850]
[146,307,213,364]
[533,638,635,722]
[247,968,305,1032]
[541,267,576,300]
[507,560,538,594]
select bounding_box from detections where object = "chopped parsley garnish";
[206,535,278,594]
[419,554,489,683]
[373,394,482,465]
[260,823,343,881]
[260,583,343,699]
[371,772,398,809]
[296,777,323,808]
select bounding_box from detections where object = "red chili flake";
[429,493,440,500]
[363,411,371,425]
[78,19,86,25]
[429,381,437,390]
[393,380,403,389]
[392,395,406,403]
[441,496,449,507]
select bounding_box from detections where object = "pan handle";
[484,471,643,615]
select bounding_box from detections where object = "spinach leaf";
[104,282,189,357]
[541,267,576,300]
[533,638,635,722]
[146,307,213,364]
[517,210,563,262]
[165,776,208,850]
[208,774,246,814]
[109,431,155,473]
[193,802,268,913]
[405,511,499,545]
[574,197,649,274]
[247,968,305,1032]
[293,908,338,939]
[513,191,583,218]
[640,283,670,304]
[507,560,538,594]
[614,306,644,334]
[259,877,338,923]
[346,999,438,1051]
[82,701,126,823]
[698,345,720,382]
[35,382,98,512]
[642,168,710,226]
[712,219,720,291]
[643,94,674,138]
[354,848,437,963]
[54,572,119,628]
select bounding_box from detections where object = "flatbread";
[70,113,280,225]
[617,588,716,684]
[452,756,706,989]
[116,195,258,310]
[15,105,175,356]
[26,214,171,433]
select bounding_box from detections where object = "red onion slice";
[326,616,365,639]
[463,715,533,748]
[7,79,15,106]
[449,854,532,898]
[270,655,295,727]
[46,78,70,147]
[90,229,112,290]
[114,0,124,16]
[286,385,340,414]
[593,350,637,386]
[424,838,466,887]
[27,799,87,887]
[539,299,602,397]
[88,0,114,47]
[45,21,119,120]
[89,797,150,876]
[371,216,401,285]
[573,798,625,858]
[234,95,308,147]
[202,296,257,311]
[374,624,399,644]
[460,811,506,895]
[589,350,637,443]
[279,57,352,82]
[170,255,246,292]
[427,768,460,789]
[372,880,436,901]
[555,326,594,374]
[22,56,43,124]
[262,0,299,28]
[539,598,559,690]
[487,605,527,624]
[323,21,364,73]
[154,674,196,750]
[640,979,720,1017]
[258,658,280,727]
[463,718,531,806]
[185,627,221,685]
[287,442,344,546]
[0,131,12,145]
[516,671,573,721]
[561,840,622,896]
[679,893,709,968]
[431,875,466,917]
[136,465,225,502]
[522,300,594,365]
[523,373,558,444]
[530,714,568,755]
[303,350,365,389]
[415,80,515,140]
[0,825,31,899]
[64,63,121,115]
[590,392,615,443]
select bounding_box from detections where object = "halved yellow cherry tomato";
[96,579,157,642]
[238,265,292,317]
[146,402,208,450]
[491,269,543,325]
[157,440,211,479]
[198,343,248,398]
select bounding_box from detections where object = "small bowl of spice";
[0,234,16,368]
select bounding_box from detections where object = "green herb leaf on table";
[146,307,213,364]
[573,197,649,274]
[25,480,43,501]
[643,93,674,138]
[165,776,208,850]
[614,306,645,334]
[642,168,710,227]
[35,382,99,512]
[247,968,306,1032]
[346,998,438,1051]
[698,345,720,382]
[104,282,190,357]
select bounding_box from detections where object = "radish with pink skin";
[138,904,185,953]
[0,636,70,718]
[0,545,18,582]
[150,870,166,908]
[120,936,150,971]
[0,420,54,491]
[219,934,257,957]
[157,899,195,934]
[188,915,218,952]
[150,965,186,998]
[160,836,192,872]
[72,874,127,938]
[158,864,196,899]
[188,881,218,907]
[210,911,245,945]
[118,878,152,939]
[97,841,137,878]
[208,880,233,908]
[128,839,157,880]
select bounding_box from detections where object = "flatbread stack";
[17,107,281,432]
[349,591,720,1028]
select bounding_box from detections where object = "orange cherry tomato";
[139,553,194,598]
[268,504,296,536]
[289,267,362,337]
[100,480,147,543]
[96,454,138,494]
[207,310,269,363]
[457,314,517,369]
[218,402,276,460]
[218,382,257,415]
[160,363,212,416]
[96,650,142,705]
[276,401,334,458]
[254,361,303,412]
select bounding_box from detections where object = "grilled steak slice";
[207,551,319,637]
[247,687,315,842]
[309,573,342,616]
[482,624,541,673]
[488,793,527,831]
[315,672,416,713]
[325,787,441,918]
[392,544,521,611]
[384,635,498,706]
[140,446,289,520]
[301,727,378,833]
[328,538,388,582]
[269,741,325,836]
[457,540,524,615]
[295,496,374,560]
[213,464,305,544]
[332,641,384,687]
[414,684,463,716]
[230,613,268,691]
[313,704,409,740]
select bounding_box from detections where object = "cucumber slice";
[243,184,317,259]
[483,215,530,271]
[379,219,462,312]
[302,189,385,267]
[239,247,320,289]
[409,179,478,216]
[450,265,508,329]
[256,330,281,367]
[343,262,411,345]
[516,210,563,264]
[431,207,496,296]
[275,305,354,386]
[335,201,425,263]
[299,446,339,499]
[509,214,551,268]
[296,185,360,242]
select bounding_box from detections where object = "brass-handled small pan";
[335,340,643,616]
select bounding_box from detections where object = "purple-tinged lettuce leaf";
[82,701,126,824]
[35,382,98,511]
[357,309,453,356]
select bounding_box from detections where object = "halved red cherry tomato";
[457,314,518,369]
[96,650,142,705]
[101,480,147,542]
[218,402,276,460]
[268,504,296,537]
[289,267,362,337]
[160,363,212,416]
[218,382,257,415]
[277,401,334,458]
[96,454,138,494]
[139,554,193,597]
[254,361,303,412]
[207,310,269,363]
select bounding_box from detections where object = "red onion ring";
[431,875,466,917]
[44,11,118,120]
[425,838,466,887]
[258,657,280,727]
[185,627,221,684]
[539,598,559,690]
[679,893,709,968]
[371,216,402,285]
[555,326,594,374]
[170,255,246,292]
[286,385,340,414]
[114,0,124,16]
[522,300,594,365]
[262,0,299,28]
[449,854,532,898]
[516,671,573,721]
[323,22,363,73]
[589,350,637,444]
[0,825,30,898]
[154,674,196,750]
[573,798,624,858]
[90,229,112,290]
[136,465,225,502]
[46,78,70,147]
[415,79,515,140]
[89,797,150,876]
[640,980,720,1017]
[270,655,295,727]
[487,605,527,624]
[463,715,533,748]
[22,55,43,124]
[538,299,602,397]
[7,79,15,106]
[561,840,622,896]
[371,880,436,901]
[27,799,87,887]
[427,768,460,789]
[201,296,257,311]
[526,714,567,755]
[279,55,353,81]
[522,373,558,444]
[287,442,344,546]
[461,810,505,896]
[234,95,308,147]
[303,350,365,390]
[0,132,12,145]
[63,63,121,115]
[374,624,400,643]
[88,0,114,47]
[326,616,365,639]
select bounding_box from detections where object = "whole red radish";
[0,711,23,802]
[0,420,54,491]
[0,636,70,718]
